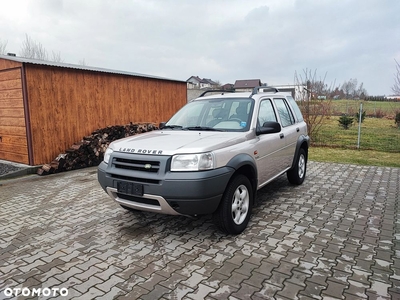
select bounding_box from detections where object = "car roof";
[195,92,252,100]
[192,89,292,102]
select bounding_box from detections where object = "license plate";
[117,181,144,196]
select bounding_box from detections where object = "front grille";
[117,193,160,206]
[113,158,160,173]
[111,174,160,184]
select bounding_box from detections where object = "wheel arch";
[291,135,310,169]
[225,154,258,202]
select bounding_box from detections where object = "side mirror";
[159,122,166,129]
[256,121,281,135]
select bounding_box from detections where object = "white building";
[272,85,309,101]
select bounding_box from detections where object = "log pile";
[37,122,158,176]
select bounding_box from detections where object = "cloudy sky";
[1,0,399,95]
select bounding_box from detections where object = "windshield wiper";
[162,125,183,129]
[183,126,223,131]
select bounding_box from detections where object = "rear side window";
[287,96,304,122]
[274,98,295,127]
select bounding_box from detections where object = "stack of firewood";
[37,123,158,176]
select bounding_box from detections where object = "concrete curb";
[0,166,40,180]
[0,160,41,181]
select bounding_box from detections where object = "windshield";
[166,98,254,132]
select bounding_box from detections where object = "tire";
[213,174,253,235]
[287,148,307,185]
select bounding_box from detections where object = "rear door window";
[274,98,295,127]
[287,96,304,122]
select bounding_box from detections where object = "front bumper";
[98,161,234,216]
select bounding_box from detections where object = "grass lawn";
[300,100,400,167]
[313,116,400,152]
[330,99,400,117]
[309,147,400,168]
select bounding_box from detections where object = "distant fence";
[300,100,400,152]
[312,118,400,152]
[329,99,400,118]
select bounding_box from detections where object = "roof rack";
[250,86,279,97]
[199,89,235,97]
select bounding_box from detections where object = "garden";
[298,99,400,168]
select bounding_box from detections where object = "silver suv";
[98,87,309,234]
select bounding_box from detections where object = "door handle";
[280,133,284,139]
[296,127,300,132]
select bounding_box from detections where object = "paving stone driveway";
[0,161,399,300]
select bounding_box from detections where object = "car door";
[273,98,298,168]
[255,98,287,187]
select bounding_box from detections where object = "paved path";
[0,162,399,299]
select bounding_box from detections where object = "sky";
[1,0,399,96]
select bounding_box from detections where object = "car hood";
[110,130,250,156]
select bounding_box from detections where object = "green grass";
[330,99,400,117]
[309,147,400,168]
[313,116,400,152]
[300,100,400,167]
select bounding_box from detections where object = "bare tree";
[79,58,87,66]
[51,51,64,63]
[341,78,367,99]
[20,34,64,63]
[213,80,222,88]
[392,59,400,95]
[356,82,367,99]
[20,34,48,60]
[295,68,333,141]
[341,78,357,99]
[0,38,8,55]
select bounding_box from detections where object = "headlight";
[171,153,214,171]
[104,148,113,164]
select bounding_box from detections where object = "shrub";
[298,99,332,140]
[395,112,400,128]
[374,108,385,118]
[347,107,356,116]
[338,114,354,129]
[355,110,366,123]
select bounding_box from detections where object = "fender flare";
[291,135,310,169]
[226,153,258,196]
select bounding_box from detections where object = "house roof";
[186,76,218,85]
[221,83,234,90]
[186,75,202,82]
[234,79,262,89]
[202,78,218,85]
[0,54,185,83]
